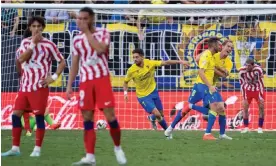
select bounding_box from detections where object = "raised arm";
[161,60,190,67]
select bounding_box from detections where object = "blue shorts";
[188,83,223,106]
[137,88,163,114]
[188,83,209,105]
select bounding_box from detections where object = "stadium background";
[1,20,276,130]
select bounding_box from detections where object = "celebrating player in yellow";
[165,38,232,140]
[123,48,189,138]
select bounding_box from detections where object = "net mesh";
[1,5,276,131]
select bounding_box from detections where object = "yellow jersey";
[125,59,162,98]
[196,50,215,85]
[213,52,233,85]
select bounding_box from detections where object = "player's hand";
[124,94,128,103]
[66,86,73,100]
[180,60,190,68]
[79,21,90,34]
[32,32,43,45]
[209,86,217,94]
[41,75,55,88]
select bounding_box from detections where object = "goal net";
[1,4,276,131]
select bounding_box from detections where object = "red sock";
[35,128,45,147]
[181,106,191,116]
[23,113,31,132]
[110,127,121,146]
[12,127,22,146]
[84,129,96,154]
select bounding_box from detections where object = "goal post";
[1,3,276,131]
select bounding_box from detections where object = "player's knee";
[152,109,161,119]
[13,110,23,117]
[103,107,116,122]
[12,114,22,128]
[82,110,94,121]
[35,115,45,129]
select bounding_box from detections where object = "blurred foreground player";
[123,48,189,137]
[2,16,66,157]
[239,58,265,134]
[66,7,126,165]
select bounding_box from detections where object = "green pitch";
[2,130,276,166]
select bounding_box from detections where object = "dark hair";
[132,48,144,56]
[80,7,95,16]
[246,57,254,65]
[27,16,46,29]
[208,37,219,48]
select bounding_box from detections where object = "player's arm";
[214,67,227,78]
[15,58,22,78]
[123,69,132,102]
[66,55,80,99]
[84,31,110,54]
[18,33,42,64]
[161,60,190,67]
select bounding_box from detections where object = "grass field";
[1,130,276,166]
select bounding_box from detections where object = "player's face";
[213,42,220,53]
[246,63,254,71]
[77,12,94,30]
[133,53,144,66]
[222,42,233,58]
[29,21,43,35]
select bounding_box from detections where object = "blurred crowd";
[1,0,276,37]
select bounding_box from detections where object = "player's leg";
[257,92,265,134]
[97,77,126,165]
[165,84,202,137]
[44,108,61,130]
[1,93,27,157]
[28,88,49,157]
[72,82,96,166]
[153,90,168,131]
[241,91,252,133]
[22,112,32,136]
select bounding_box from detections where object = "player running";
[66,7,126,165]
[239,58,265,134]
[123,48,189,137]
[165,37,232,140]
[2,16,66,157]
[170,40,236,121]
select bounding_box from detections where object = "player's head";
[245,57,255,71]
[221,40,233,58]
[132,48,144,66]
[27,16,45,36]
[77,7,95,30]
[208,37,220,53]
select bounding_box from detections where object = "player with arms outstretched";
[66,7,126,165]
[165,38,232,140]
[123,48,189,137]
[239,58,265,134]
[2,16,66,157]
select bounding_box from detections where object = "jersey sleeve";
[50,42,64,62]
[18,39,28,55]
[198,55,209,70]
[150,60,162,67]
[72,36,81,56]
[225,58,233,73]
[102,30,110,46]
[124,69,132,82]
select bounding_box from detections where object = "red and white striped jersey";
[239,64,264,92]
[72,27,110,83]
[17,37,64,92]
